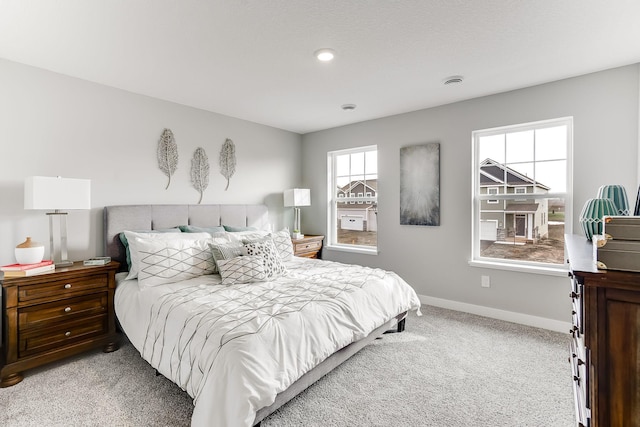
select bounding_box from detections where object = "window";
[471,117,573,274]
[328,146,378,253]
[487,187,499,204]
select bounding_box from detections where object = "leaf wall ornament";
[157,128,179,189]
[219,138,236,191]
[191,147,210,204]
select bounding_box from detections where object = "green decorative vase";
[597,184,630,216]
[579,198,618,241]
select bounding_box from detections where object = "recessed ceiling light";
[443,75,464,85]
[341,104,357,111]
[315,48,336,62]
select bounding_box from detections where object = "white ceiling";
[1,1,640,134]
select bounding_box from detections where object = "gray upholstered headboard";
[103,204,269,271]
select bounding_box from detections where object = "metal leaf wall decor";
[219,138,236,191]
[191,147,210,204]
[157,128,179,189]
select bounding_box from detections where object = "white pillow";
[217,255,266,285]
[124,231,211,280]
[134,237,216,287]
[271,229,294,261]
[225,230,271,242]
[242,239,286,279]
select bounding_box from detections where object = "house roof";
[480,159,550,190]
[338,179,377,194]
[505,203,539,213]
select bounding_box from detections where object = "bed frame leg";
[397,318,406,333]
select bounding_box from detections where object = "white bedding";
[115,256,421,427]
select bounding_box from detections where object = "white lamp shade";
[284,188,311,207]
[24,176,91,210]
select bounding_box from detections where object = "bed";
[104,204,421,427]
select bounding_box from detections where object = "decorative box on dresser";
[1,261,120,387]
[566,234,640,427]
[292,235,324,259]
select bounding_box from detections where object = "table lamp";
[24,176,91,267]
[284,188,310,239]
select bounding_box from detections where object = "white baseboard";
[418,294,571,333]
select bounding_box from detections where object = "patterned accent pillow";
[217,255,266,285]
[133,237,216,287]
[209,241,244,271]
[271,229,294,261]
[123,231,211,280]
[242,239,286,279]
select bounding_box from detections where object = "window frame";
[327,145,378,255]
[470,117,573,276]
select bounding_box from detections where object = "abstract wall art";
[400,142,440,226]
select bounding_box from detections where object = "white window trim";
[470,117,573,274]
[327,145,378,254]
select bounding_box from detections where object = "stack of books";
[1,260,55,277]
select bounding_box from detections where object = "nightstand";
[292,235,324,259]
[1,261,120,387]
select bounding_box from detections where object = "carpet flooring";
[0,305,574,426]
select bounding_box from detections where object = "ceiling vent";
[443,75,464,85]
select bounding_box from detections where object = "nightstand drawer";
[18,274,108,303]
[18,293,108,330]
[294,240,322,253]
[19,314,108,358]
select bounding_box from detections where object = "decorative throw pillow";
[242,239,286,279]
[209,241,244,270]
[123,231,210,280]
[133,237,216,287]
[217,255,266,285]
[179,225,226,235]
[271,229,294,261]
[119,228,182,271]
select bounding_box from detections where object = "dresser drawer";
[19,314,108,358]
[18,274,108,303]
[18,293,108,330]
[294,240,321,253]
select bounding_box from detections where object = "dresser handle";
[64,307,72,313]
[64,284,72,289]
[65,331,71,337]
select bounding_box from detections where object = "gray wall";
[0,58,302,266]
[301,64,640,325]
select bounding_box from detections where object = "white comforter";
[115,257,421,427]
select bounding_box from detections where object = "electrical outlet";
[481,275,491,288]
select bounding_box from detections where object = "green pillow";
[223,225,258,232]
[179,225,225,234]
[119,228,182,269]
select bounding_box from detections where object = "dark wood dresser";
[566,234,640,427]
[1,261,120,387]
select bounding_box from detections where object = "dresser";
[566,234,640,427]
[1,261,120,387]
[292,235,324,258]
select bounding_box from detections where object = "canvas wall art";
[400,142,440,226]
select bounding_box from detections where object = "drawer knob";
[64,307,72,313]
[65,331,71,337]
[64,284,72,289]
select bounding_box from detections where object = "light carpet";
[0,305,574,426]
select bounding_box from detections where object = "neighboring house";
[479,159,550,243]
[337,179,378,231]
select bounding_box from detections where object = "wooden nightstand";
[1,261,120,387]
[292,235,324,259]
